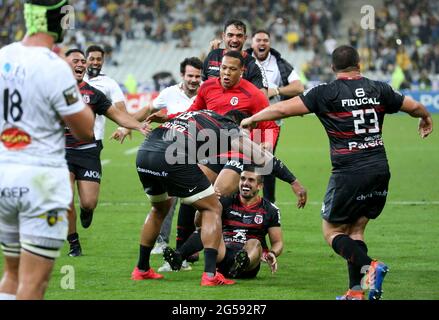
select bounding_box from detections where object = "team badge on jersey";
[82,94,90,104]
[63,85,79,106]
[1,127,31,150]
[230,97,239,106]
[254,215,263,225]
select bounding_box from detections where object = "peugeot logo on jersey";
[230,97,239,106]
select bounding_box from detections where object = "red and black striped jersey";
[65,81,111,149]
[300,77,404,173]
[139,110,241,163]
[220,194,281,250]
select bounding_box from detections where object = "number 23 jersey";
[299,77,404,173]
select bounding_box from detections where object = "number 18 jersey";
[0,42,85,167]
[300,76,404,173]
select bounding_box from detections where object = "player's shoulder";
[200,77,219,89]
[263,198,280,212]
[206,49,224,59]
[302,82,329,97]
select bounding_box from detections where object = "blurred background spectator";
[1,0,437,91]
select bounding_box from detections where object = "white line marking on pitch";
[101,159,111,166]
[124,147,139,155]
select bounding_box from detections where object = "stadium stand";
[1,0,438,90]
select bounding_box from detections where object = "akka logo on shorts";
[230,97,239,106]
[254,215,263,225]
[84,170,101,179]
[82,95,90,104]
[1,128,31,150]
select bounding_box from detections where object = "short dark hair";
[65,48,85,57]
[225,109,250,125]
[180,57,203,74]
[241,166,263,184]
[223,50,245,67]
[86,45,105,58]
[224,19,247,34]
[252,29,270,38]
[332,45,360,72]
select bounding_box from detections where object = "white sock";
[0,293,16,300]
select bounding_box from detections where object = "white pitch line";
[101,159,111,166]
[98,201,439,207]
[124,147,139,155]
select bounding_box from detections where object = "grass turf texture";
[1,114,438,300]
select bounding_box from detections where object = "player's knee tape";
[21,241,62,260]
[1,242,21,258]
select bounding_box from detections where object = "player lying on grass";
[163,168,284,280]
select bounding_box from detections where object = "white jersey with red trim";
[0,42,85,167]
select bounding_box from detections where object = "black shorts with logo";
[136,150,211,199]
[217,245,261,279]
[201,157,245,175]
[321,171,391,224]
[66,141,103,183]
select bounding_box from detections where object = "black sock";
[67,233,79,244]
[332,234,372,268]
[347,240,369,289]
[137,245,152,272]
[204,248,218,274]
[176,204,196,249]
[178,230,203,260]
[80,208,94,216]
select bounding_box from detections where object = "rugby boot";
[131,267,163,280]
[201,272,235,286]
[229,249,250,278]
[336,289,365,300]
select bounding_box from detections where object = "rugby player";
[64,49,149,257]
[241,45,433,300]
[0,0,94,299]
[163,168,284,280]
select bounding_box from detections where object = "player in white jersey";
[84,45,128,141]
[0,0,94,300]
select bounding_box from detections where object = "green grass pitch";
[1,114,438,300]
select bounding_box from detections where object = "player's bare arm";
[399,96,433,138]
[240,96,311,129]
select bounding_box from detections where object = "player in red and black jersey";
[203,19,268,93]
[132,109,306,286]
[242,45,433,300]
[147,51,281,256]
[64,49,149,257]
[162,168,284,279]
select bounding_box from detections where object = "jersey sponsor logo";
[63,85,79,106]
[83,170,101,179]
[1,127,31,150]
[82,94,90,104]
[232,230,247,244]
[230,97,239,106]
[229,210,242,217]
[348,134,383,151]
[0,187,30,198]
[341,97,380,107]
[254,214,263,225]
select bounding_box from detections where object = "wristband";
[272,157,296,184]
